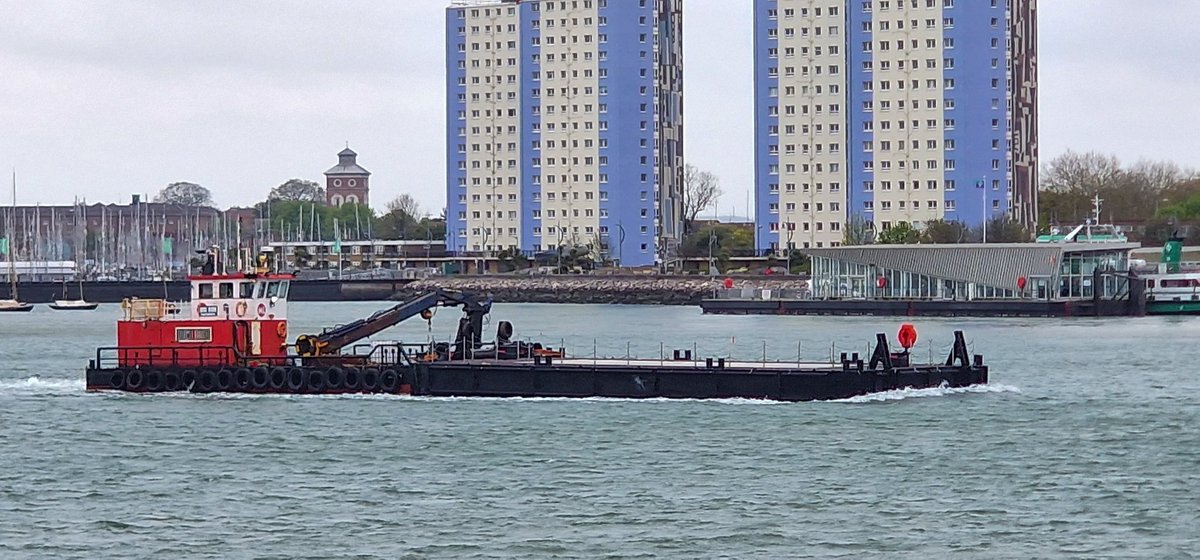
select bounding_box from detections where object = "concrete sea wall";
[393,275,810,305]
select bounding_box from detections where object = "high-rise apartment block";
[754,0,1037,251]
[446,0,684,266]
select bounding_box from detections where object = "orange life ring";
[235,301,248,318]
[276,322,287,339]
[257,303,267,317]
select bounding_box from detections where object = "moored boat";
[49,299,100,311]
[49,279,98,311]
[3,171,32,312]
[0,299,34,312]
[1139,236,1200,315]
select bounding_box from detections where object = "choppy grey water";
[1,303,1198,559]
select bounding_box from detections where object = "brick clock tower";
[324,147,370,207]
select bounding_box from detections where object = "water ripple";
[2,304,1199,558]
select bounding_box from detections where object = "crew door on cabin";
[232,321,263,357]
[233,321,250,357]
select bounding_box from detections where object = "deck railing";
[121,298,185,321]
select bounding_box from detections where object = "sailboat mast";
[8,169,18,300]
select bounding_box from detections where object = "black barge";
[86,323,988,403]
[85,258,988,402]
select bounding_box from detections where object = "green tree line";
[257,181,445,242]
[1039,150,1200,244]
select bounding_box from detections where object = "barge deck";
[85,331,987,402]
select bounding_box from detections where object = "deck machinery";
[86,250,989,401]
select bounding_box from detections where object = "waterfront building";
[268,239,449,273]
[445,0,684,267]
[753,0,1038,252]
[324,147,371,207]
[806,242,1135,301]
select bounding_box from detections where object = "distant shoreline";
[6,276,809,305]
[392,275,810,305]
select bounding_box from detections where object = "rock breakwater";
[393,275,809,305]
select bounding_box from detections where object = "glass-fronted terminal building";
[806,243,1138,301]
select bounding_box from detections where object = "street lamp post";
[557,225,565,274]
[707,227,717,276]
[424,228,432,267]
[617,222,626,268]
[785,221,796,275]
[978,177,988,243]
[472,229,482,274]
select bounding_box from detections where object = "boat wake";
[831,383,1021,403]
[0,376,86,396]
[0,377,1018,404]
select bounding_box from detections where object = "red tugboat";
[86,248,989,400]
[88,248,298,392]
[115,269,293,369]
[86,247,505,394]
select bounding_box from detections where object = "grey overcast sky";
[1,0,1198,215]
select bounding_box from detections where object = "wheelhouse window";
[278,281,290,299]
[239,282,255,298]
[198,283,214,299]
[219,282,235,299]
[255,282,267,299]
[266,281,281,298]
[176,327,213,343]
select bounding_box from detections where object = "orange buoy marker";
[897,323,917,350]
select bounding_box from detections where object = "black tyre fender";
[342,367,361,392]
[306,368,327,392]
[379,369,399,393]
[109,369,127,391]
[285,368,305,392]
[126,369,145,391]
[361,368,380,392]
[215,368,234,391]
[325,367,344,391]
[163,370,182,392]
[197,369,217,392]
[180,369,198,390]
[234,368,252,391]
[145,369,164,392]
[251,367,270,390]
[269,367,287,390]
